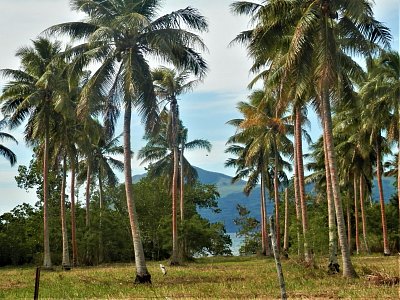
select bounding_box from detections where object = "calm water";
[228,233,244,256]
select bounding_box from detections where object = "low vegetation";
[0,255,398,299]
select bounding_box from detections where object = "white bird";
[160,264,167,275]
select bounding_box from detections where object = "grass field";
[0,255,398,299]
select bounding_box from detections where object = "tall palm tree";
[225,132,272,256]
[0,38,66,268]
[151,66,204,264]
[138,111,210,261]
[361,50,399,254]
[47,0,208,282]
[226,90,293,252]
[0,117,17,166]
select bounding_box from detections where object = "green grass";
[0,255,398,299]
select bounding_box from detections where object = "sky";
[0,0,398,214]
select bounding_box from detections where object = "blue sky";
[0,0,398,214]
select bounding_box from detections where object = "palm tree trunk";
[273,137,281,252]
[295,107,312,264]
[42,125,52,268]
[170,99,180,265]
[260,170,269,256]
[180,143,184,222]
[354,176,360,254]
[85,163,91,227]
[346,187,352,254]
[85,162,92,265]
[61,155,70,269]
[321,81,356,277]
[70,159,78,267]
[359,174,369,253]
[123,100,151,283]
[293,136,303,259]
[323,129,338,273]
[398,135,400,251]
[376,139,390,255]
[283,188,289,257]
[98,171,104,264]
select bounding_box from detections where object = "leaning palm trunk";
[321,80,356,277]
[283,188,289,256]
[354,176,360,254]
[359,175,369,253]
[42,125,52,268]
[123,100,151,283]
[61,156,70,269]
[295,107,312,264]
[323,128,338,272]
[273,137,281,251]
[70,160,78,267]
[376,140,390,255]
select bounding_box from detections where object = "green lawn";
[0,255,398,299]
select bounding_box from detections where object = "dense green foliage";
[0,163,231,267]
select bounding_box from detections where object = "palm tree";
[225,131,272,256]
[0,38,67,268]
[0,117,17,166]
[151,66,204,264]
[47,0,208,282]
[138,112,211,261]
[360,50,399,254]
[226,89,293,252]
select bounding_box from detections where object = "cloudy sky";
[0,0,398,214]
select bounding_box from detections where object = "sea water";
[228,233,244,256]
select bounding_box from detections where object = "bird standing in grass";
[160,264,167,275]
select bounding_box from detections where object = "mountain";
[133,167,397,233]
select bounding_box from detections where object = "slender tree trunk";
[170,100,180,265]
[85,162,92,265]
[293,135,303,259]
[98,171,104,264]
[295,107,312,264]
[376,139,391,255]
[261,170,270,256]
[346,188,352,254]
[85,163,91,227]
[321,79,356,277]
[398,135,400,251]
[70,159,78,267]
[273,137,281,252]
[42,126,52,268]
[180,143,184,222]
[61,156,70,269]
[269,217,287,300]
[123,100,151,283]
[283,188,289,257]
[359,175,369,253]
[354,176,360,254]
[323,128,338,273]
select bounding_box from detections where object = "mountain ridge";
[133,167,397,232]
